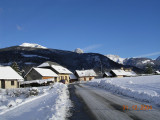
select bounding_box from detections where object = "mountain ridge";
[0,45,143,75]
[106,54,160,70]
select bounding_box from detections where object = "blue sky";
[0,0,160,59]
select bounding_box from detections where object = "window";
[61,76,64,80]
[11,81,14,86]
[65,76,67,80]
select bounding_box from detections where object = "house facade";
[24,67,58,81]
[0,66,23,89]
[38,61,72,84]
[69,74,78,83]
[75,69,97,81]
[110,69,126,78]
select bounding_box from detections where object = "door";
[1,80,5,89]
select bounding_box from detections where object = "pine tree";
[145,64,153,74]
[11,62,22,76]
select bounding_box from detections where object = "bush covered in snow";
[0,83,71,120]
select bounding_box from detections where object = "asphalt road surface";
[68,83,160,120]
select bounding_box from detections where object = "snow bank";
[20,78,55,85]
[87,75,160,106]
[0,83,71,120]
[49,83,71,120]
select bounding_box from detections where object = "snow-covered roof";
[20,43,47,49]
[51,65,72,74]
[155,71,160,74]
[70,74,77,79]
[38,61,72,74]
[111,69,127,76]
[38,61,60,67]
[104,72,112,77]
[33,68,58,77]
[0,66,23,80]
[75,70,97,77]
[111,69,137,76]
[38,62,50,67]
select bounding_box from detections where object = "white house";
[110,69,137,78]
[38,61,72,83]
[25,67,58,81]
[0,66,23,89]
[75,69,97,81]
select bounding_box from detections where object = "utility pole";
[99,60,103,75]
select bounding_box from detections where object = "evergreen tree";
[145,64,153,74]
[11,62,22,76]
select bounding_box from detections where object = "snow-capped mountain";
[74,48,84,54]
[105,55,125,64]
[20,43,47,49]
[106,54,160,70]
[0,45,143,75]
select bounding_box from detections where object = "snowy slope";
[0,83,71,120]
[156,56,160,61]
[20,43,47,49]
[106,54,125,64]
[87,75,160,107]
[106,54,159,70]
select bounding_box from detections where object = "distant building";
[38,61,72,84]
[103,72,112,78]
[75,69,97,81]
[0,66,23,89]
[110,69,126,78]
[24,67,58,82]
[124,68,132,72]
[155,71,160,75]
[69,74,78,83]
[110,69,137,78]
[124,71,137,77]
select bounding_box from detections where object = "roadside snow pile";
[87,75,160,106]
[20,43,47,49]
[0,83,71,120]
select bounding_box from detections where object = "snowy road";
[73,83,160,120]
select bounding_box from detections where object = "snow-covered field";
[0,83,71,120]
[87,75,160,107]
